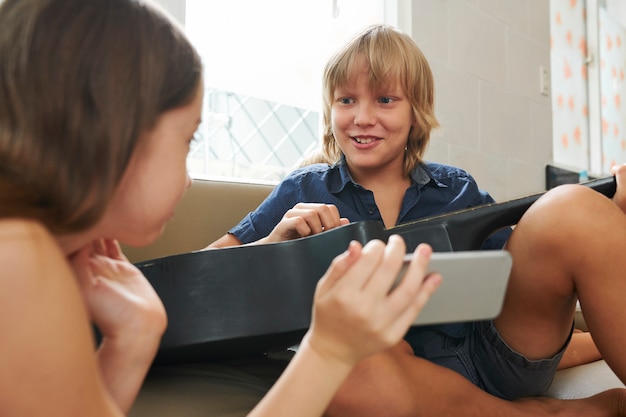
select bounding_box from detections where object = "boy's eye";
[379,96,394,104]
[337,97,354,105]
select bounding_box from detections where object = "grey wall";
[412,0,552,200]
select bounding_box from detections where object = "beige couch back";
[121,178,274,263]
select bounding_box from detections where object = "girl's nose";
[185,171,193,190]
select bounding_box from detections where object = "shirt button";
[368,208,376,215]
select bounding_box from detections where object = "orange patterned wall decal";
[574,126,582,144]
[564,59,572,78]
[551,0,588,169]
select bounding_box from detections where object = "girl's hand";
[303,236,441,367]
[69,239,166,412]
[264,203,350,243]
[70,239,167,342]
[612,164,626,214]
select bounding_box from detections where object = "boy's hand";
[612,164,626,214]
[265,203,350,243]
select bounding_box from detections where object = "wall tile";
[506,29,551,101]
[412,0,449,63]
[429,60,480,149]
[480,0,529,34]
[412,0,552,198]
[480,80,532,160]
[528,0,551,43]
[507,159,547,197]
[449,146,509,201]
[448,0,507,85]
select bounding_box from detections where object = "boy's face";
[330,67,413,179]
[98,82,204,247]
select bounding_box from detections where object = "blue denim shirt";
[231,160,508,247]
[229,160,511,338]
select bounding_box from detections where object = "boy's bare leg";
[325,341,626,417]
[326,183,626,417]
[496,184,626,381]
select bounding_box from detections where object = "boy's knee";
[522,184,608,231]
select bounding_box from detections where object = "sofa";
[123,178,624,411]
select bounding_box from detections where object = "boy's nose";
[354,102,376,126]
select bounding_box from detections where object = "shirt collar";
[328,156,449,193]
[328,157,354,193]
[412,162,449,189]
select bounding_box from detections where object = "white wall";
[413,0,552,200]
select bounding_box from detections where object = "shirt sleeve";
[228,174,302,244]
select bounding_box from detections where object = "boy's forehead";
[337,68,403,93]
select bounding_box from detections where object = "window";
[185,0,390,182]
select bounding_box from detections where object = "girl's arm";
[248,237,441,417]
[0,220,123,416]
[70,239,167,413]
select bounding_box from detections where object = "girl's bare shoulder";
[0,217,52,242]
[0,218,66,284]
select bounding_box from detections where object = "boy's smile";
[331,67,413,178]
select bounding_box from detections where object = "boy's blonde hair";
[321,24,439,175]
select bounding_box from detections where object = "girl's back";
[0,218,121,416]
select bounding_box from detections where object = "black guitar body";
[140,221,385,363]
[138,177,616,364]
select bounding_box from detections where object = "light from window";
[185,0,386,182]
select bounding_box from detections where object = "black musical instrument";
[137,176,616,364]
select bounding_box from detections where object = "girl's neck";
[56,230,94,257]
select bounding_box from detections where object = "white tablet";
[394,250,513,326]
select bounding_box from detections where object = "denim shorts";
[405,321,573,400]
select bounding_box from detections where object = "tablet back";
[394,250,513,326]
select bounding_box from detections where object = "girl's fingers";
[104,239,127,261]
[392,243,432,292]
[70,245,96,280]
[362,235,407,296]
[388,271,441,337]
[91,239,106,256]
[315,241,363,297]
[386,243,441,331]
[330,239,387,294]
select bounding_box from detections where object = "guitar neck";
[389,176,617,252]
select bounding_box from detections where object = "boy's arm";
[206,203,349,249]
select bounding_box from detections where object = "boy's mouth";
[353,136,378,144]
